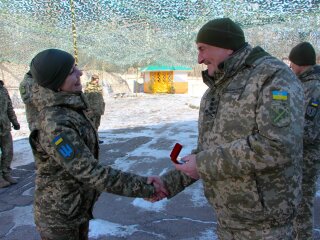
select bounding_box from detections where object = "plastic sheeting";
[0,0,319,71]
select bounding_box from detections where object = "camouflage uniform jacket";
[299,65,320,147]
[0,81,19,136]
[29,85,154,228]
[19,72,40,131]
[162,45,304,229]
[84,82,105,115]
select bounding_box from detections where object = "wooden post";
[70,0,78,64]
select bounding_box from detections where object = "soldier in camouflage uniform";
[150,18,305,239]
[0,80,20,187]
[289,42,320,240]
[28,49,159,240]
[19,71,40,131]
[84,74,105,131]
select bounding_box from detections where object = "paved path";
[1,94,320,239]
[1,126,320,239]
[0,121,219,240]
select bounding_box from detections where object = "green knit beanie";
[30,49,75,91]
[289,42,316,66]
[196,18,245,51]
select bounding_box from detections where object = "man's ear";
[227,49,234,56]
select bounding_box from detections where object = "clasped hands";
[146,154,200,202]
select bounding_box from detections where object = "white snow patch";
[131,198,168,212]
[89,219,138,238]
[197,228,218,240]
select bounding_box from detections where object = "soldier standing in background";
[0,80,20,187]
[19,71,40,132]
[84,74,105,144]
[289,42,320,240]
[149,18,305,239]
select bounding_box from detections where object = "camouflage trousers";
[217,223,294,240]
[38,221,89,240]
[293,147,320,240]
[0,132,13,176]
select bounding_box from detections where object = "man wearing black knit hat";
[26,49,165,240]
[149,17,305,239]
[30,48,76,92]
[289,42,320,240]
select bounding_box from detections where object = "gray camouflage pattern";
[29,85,154,229]
[19,72,40,131]
[293,65,320,240]
[0,82,19,135]
[217,223,294,240]
[0,82,19,176]
[162,45,304,238]
[84,81,105,129]
[0,132,13,176]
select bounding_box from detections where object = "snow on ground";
[11,94,201,166]
[8,93,320,239]
[9,93,207,239]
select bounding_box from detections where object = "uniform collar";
[202,44,252,89]
[32,85,88,111]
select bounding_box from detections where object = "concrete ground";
[0,95,320,239]
[0,130,319,239]
[0,125,217,240]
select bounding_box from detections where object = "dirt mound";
[0,62,131,108]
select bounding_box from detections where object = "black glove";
[13,123,20,130]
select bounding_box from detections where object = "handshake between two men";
[145,153,200,202]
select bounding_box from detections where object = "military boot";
[0,177,10,188]
[3,174,18,184]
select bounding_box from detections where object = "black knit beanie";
[289,42,316,66]
[30,49,75,91]
[196,18,245,51]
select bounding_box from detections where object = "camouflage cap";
[92,74,99,79]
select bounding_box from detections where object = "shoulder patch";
[305,99,319,121]
[51,133,75,160]
[270,90,290,127]
[272,90,288,101]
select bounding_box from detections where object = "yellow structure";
[141,65,191,94]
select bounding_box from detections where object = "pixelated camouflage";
[0,131,13,177]
[162,45,304,236]
[19,72,40,131]
[0,81,19,135]
[0,81,19,177]
[84,81,105,129]
[293,64,320,239]
[38,221,89,240]
[217,223,294,239]
[29,85,154,229]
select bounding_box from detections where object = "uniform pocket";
[57,183,82,220]
[212,176,264,220]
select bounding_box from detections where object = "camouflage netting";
[0,0,320,72]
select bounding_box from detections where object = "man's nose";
[198,54,204,64]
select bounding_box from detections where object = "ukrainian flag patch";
[306,98,319,121]
[272,90,288,101]
[311,101,318,107]
[52,133,75,160]
[271,90,290,127]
